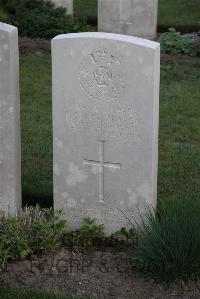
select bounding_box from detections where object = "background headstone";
[53,0,73,14]
[0,23,21,215]
[98,0,158,39]
[52,32,160,234]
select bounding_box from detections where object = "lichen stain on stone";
[66,162,87,186]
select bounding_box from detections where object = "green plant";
[133,198,200,281]
[64,218,138,252]
[159,28,200,56]
[5,0,92,38]
[0,207,67,269]
[112,227,137,244]
[11,0,69,38]
[0,216,31,268]
[65,218,105,252]
[24,206,67,255]
[67,16,93,33]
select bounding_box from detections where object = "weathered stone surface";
[98,0,158,39]
[53,0,73,14]
[52,32,160,234]
[0,23,21,215]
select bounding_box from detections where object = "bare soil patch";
[1,249,200,299]
[19,37,51,55]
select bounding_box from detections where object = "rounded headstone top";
[0,22,18,33]
[52,32,160,49]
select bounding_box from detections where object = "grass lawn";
[74,0,200,31]
[20,51,53,206]
[158,0,200,31]
[74,0,97,20]
[158,57,200,202]
[0,286,85,299]
[20,50,200,207]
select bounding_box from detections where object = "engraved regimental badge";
[79,49,127,101]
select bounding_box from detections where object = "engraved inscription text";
[65,104,136,139]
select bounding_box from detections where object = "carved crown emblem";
[90,49,116,65]
[79,48,127,101]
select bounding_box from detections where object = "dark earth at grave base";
[1,249,200,299]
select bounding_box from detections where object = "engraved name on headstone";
[0,22,21,215]
[52,32,160,234]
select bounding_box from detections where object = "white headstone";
[52,32,160,234]
[98,0,158,39]
[53,0,73,14]
[0,23,21,215]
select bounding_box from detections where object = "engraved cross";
[83,141,121,203]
